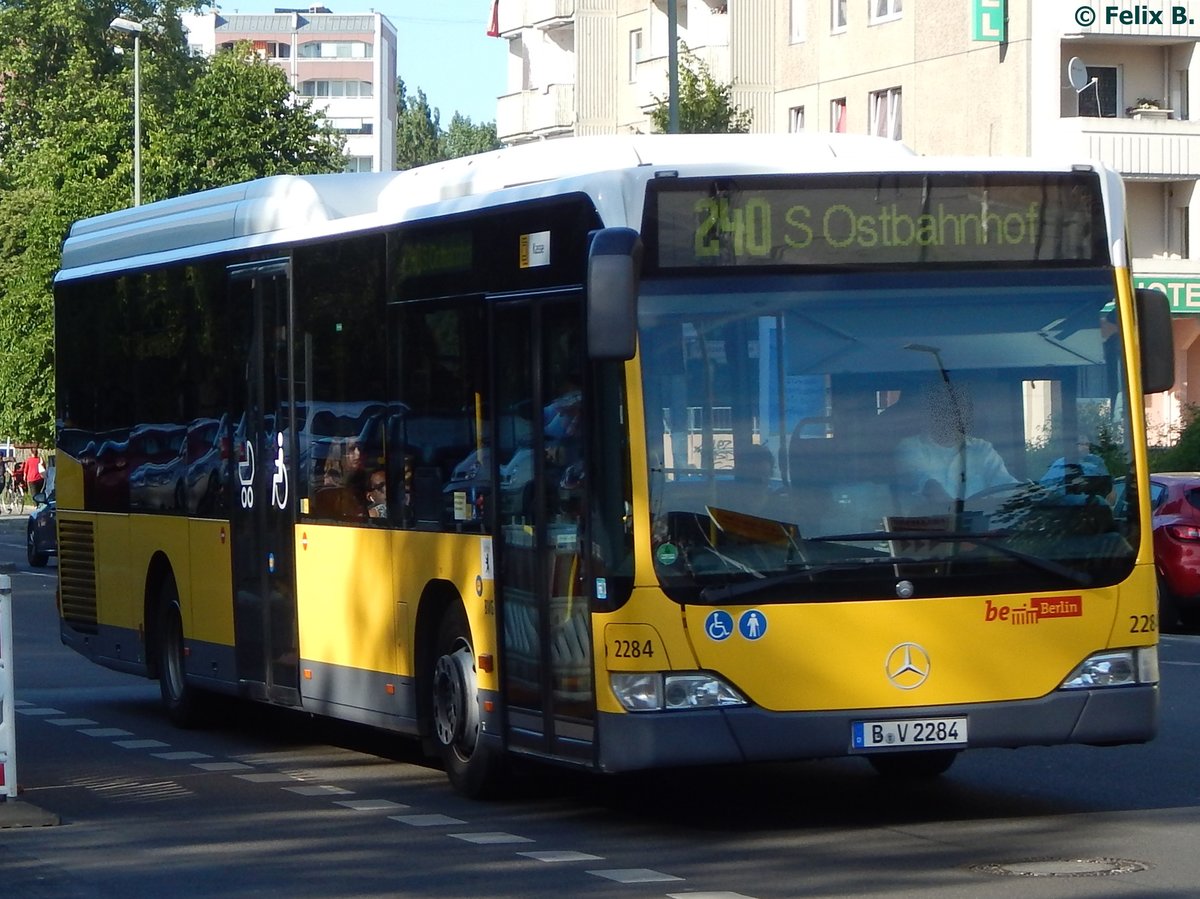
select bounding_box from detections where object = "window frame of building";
[869,87,902,140]
[1076,65,1119,118]
[299,80,374,99]
[869,0,902,24]
[629,28,643,83]
[330,118,374,135]
[297,40,373,60]
[831,97,847,132]
[832,0,847,32]
[789,105,806,132]
[250,40,290,60]
[791,0,806,43]
[1172,67,1190,120]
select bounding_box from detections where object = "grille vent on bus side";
[58,518,98,633]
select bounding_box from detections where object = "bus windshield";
[639,267,1138,603]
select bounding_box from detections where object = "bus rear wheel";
[431,608,503,798]
[158,581,207,728]
[867,749,958,778]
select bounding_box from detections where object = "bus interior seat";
[311,485,364,521]
[412,466,444,524]
[789,407,919,530]
[788,418,837,526]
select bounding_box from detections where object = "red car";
[1148,473,1200,631]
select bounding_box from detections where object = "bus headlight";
[1060,647,1158,689]
[610,672,747,711]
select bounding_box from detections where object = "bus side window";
[393,298,488,532]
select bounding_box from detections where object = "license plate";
[851,716,967,750]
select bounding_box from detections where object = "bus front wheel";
[431,609,503,797]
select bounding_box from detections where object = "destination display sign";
[647,173,1107,270]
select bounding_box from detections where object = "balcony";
[528,0,574,30]
[497,83,576,144]
[496,0,574,36]
[1063,10,1200,40]
[1052,115,1200,179]
[633,46,731,113]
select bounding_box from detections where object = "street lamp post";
[667,0,679,133]
[110,17,144,206]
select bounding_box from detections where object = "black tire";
[158,579,208,727]
[430,606,504,798]
[26,525,48,567]
[1179,604,1200,633]
[1159,575,1182,634]
[867,749,958,779]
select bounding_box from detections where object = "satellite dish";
[1068,57,1089,92]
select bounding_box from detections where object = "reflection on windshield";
[640,269,1137,602]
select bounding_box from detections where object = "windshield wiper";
[697,556,906,604]
[807,530,1093,587]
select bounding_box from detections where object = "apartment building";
[182,6,397,173]
[491,1,1200,439]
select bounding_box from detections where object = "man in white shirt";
[895,381,1015,509]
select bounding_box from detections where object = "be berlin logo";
[1074,4,1197,26]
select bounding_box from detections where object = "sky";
[214,1,509,123]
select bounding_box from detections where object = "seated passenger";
[726,444,788,520]
[312,438,367,520]
[365,470,388,519]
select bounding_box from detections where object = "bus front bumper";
[594,684,1157,773]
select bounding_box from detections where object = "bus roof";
[56,133,1127,281]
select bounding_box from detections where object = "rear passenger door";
[228,259,300,705]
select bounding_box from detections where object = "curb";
[0,798,60,828]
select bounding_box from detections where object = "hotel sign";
[972,0,1006,42]
[1135,274,1200,314]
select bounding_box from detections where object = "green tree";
[443,113,500,160]
[0,0,156,445]
[649,46,752,134]
[1150,404,1200,472]
[396,78,444,169]
[149,43,345,197]
[0,6,347,446]
[395,79,501,170]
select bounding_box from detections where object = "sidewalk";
[0,797,59,828]
[1,506,57,828]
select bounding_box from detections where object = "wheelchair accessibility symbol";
[705,610,734,641]
[704,609,768,642]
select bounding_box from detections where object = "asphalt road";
[4,515,1200,897]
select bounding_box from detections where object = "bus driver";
[895,381,1015,510]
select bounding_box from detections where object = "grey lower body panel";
[595,685,1158,773]
[297,658,420,734]
[60,621,149,677]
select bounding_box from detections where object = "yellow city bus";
[53,134,1174,796]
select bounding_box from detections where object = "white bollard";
[0,574,17,798]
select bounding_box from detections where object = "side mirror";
[1136,287,1174,394]
[586,228,642,361]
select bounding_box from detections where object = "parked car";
[1143,472,1200,631]
[27,465,55,567]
